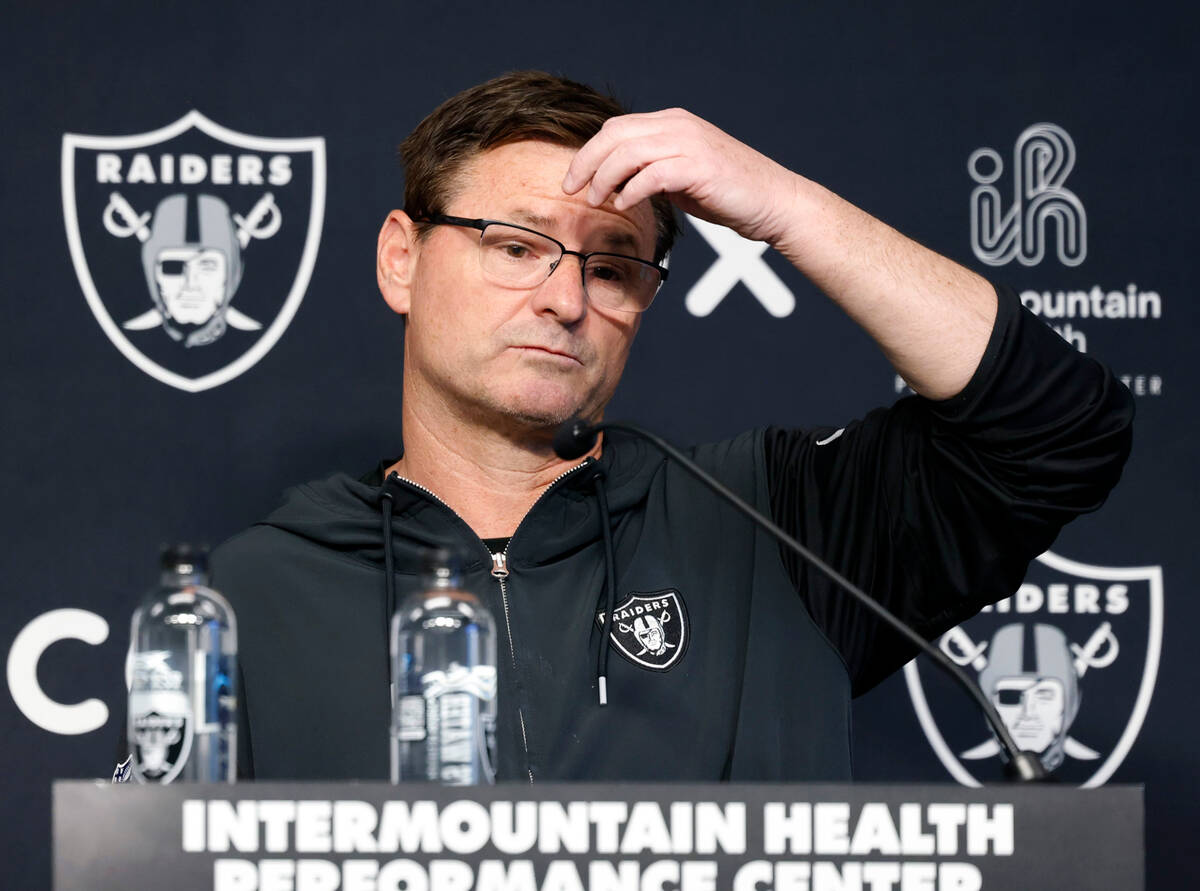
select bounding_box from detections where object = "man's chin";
[493,401,580,431]
[479,388,595,433]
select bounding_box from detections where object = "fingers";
[563,109,696,199]
[584,134,685,208]
[562,108,773,235]
[610,157,697,211]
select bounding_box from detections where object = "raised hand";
[562,108,798,246]
[566,107,996,401]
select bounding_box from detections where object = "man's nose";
[529,255,588,323]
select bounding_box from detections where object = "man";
[153,71,1132,782]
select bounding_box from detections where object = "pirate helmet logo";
[973,623,1085,771]
[905,550,1162,787]
[113,191,274,347]
[632,614,671,657]
[131,705,193,783]
[597,590,689,671]
[62,111,325,391]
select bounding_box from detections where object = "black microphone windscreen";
[553,418,598,460]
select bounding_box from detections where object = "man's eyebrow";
[507,208,644,255]
[597,230,639,252]
[508,209,557,230]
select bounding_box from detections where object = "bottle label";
[129,651,194,784]
[396,695,427,742]
[421,664,497,701]
[422,664,497,784]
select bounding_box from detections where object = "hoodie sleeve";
[764,282,1135,696]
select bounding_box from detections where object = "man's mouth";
[512,345,583,365]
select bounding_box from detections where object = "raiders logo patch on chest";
[597,590,689,671]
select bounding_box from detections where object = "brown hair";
[400,70,678,262]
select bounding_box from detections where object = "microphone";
[556,416,1047,783]
[553,417,599,460]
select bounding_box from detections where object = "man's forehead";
[452,141,656,253]
[506,207,641,252]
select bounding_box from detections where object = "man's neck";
[386,399,601,540]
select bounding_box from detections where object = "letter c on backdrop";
[6,609,110,735]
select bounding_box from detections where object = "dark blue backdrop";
[3,2,1194,887]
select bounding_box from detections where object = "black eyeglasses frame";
[413,212,669,312]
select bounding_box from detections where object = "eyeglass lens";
[477,224,660,311]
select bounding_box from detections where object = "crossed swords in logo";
[941,621,1119,761]
[102,190,281,332]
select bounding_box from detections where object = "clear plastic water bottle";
[391,548,497,784]
[128,544,237,783]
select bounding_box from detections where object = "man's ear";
[377,210,419,315]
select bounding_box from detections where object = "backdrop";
[3,2,1195,887]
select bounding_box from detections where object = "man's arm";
[563,108,994,399]
[761,286,1134,693]
[568,111,1133,695]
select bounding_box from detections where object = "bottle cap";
[160,543,210,575]
[420,546,464,587]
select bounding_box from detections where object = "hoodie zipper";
[388,461,592,783]
[487,550,533,782]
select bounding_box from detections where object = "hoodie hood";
[255,428,667,572]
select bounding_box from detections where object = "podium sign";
[53,781,1143,890]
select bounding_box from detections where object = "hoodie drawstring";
[593,466,617,706]
[381,483,396,681]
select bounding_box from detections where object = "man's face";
[398,141,656,430]
[154,247,229,324]
[993,676,1066,753]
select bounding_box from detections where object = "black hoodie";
[207,286,1133,783]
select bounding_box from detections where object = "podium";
[53,781,1143,890]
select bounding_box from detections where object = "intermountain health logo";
[62,111,326,391]
[960,123,1164,389]
[968,123,1086,268]
[904,551,1162,787]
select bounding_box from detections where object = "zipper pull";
[490,551,509,579]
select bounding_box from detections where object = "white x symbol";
[684,215,796,318]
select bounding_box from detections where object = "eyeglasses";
[416,213,668,313]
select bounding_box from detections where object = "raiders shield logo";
[62,111,326,391]
[903,550,1162,787]
[129,693,194,784]
[597,590,689,671]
